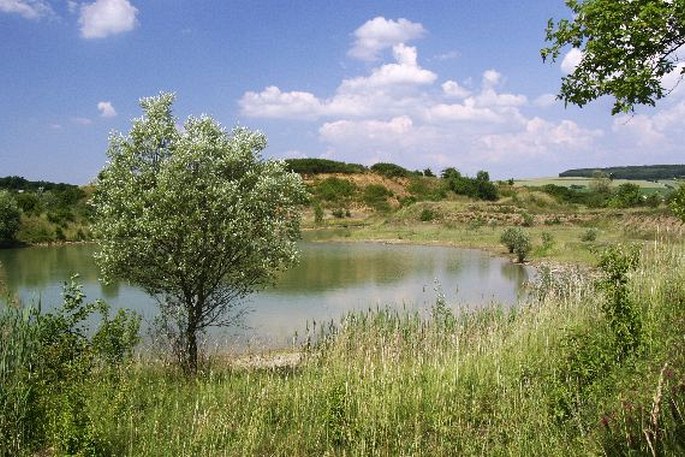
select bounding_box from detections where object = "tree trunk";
[183,299,199,375]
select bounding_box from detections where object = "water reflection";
[0,242,531,348]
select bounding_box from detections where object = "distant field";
[516,176,677,191]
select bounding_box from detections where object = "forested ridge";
[560,164,685,180]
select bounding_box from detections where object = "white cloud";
[240,43,437,120]
[442,80,470,99]
[339,44,437,93]
[0,0,52,19]
[477,117,602,160]
[320,116,414,143]
[611,98,685,149]
[79,0,138,39]
[348,16,425,61]
[661,62,685,96]
[561,48,583,74]
[482,69,503,89]
[426,102,505,123]
[239,86,324,119]
[533,93,558,108]
[239,17,610,176]
[97,101,117,117]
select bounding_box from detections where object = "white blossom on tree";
[92,92,307,373]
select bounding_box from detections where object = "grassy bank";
[3,239,685,455]
[303,199,684,265]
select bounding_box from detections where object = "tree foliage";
[285,158,366,175]
[0,191,20,245]
[442,168,499,201]
[559,164,685,180]
[92,93,307,373]
[670,182,685,221]
[370,162,411,178]
[542,0,685,114]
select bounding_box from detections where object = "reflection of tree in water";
[100,281,121,299]
[0,260,7,291]
[500,262,531,296]
[0,244,101,290]
[274,244,409,293]
[273,244,453,294]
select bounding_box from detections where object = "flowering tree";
[93,93,307,373]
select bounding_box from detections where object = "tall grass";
[0,296,38,456]
[3,241,685,455]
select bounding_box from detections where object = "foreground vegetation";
[2,237,685,455]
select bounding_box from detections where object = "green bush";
[0,191,21,245]
[315,177,358,202]
[541,231,555,251]
[670,182,685,221]
[520,212,535,227]
[16,216,53,244]
[285,158,366,175]
[513,231,532,263]
[500,227,522,253]
[442,169,499,201]
[500,227,531,262]
[370,162,410,178]
[0,277,140,456]
[597,245,642,359]
[314,204,324,225]
[407,177,447,201]
[419,207,436,222]
[608,183,642,208]
[363,184,392,212]
[580,228,599,242]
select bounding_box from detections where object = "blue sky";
[2,0,684,185]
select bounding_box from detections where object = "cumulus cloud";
[239,86,324,119]
[533,93,558,108]
[612,97,685,149]
[239,16,609,175]
[240,43,437,119]
[477,117,603,162]
[0,0,53,19]
[320,116,414,143]
[482,69,503,89]
[442,80,471,99]
[561,48,583,74]
[348,16,425,61]
[339,44,437,92]
[79,0,138,39]
[97,101,117,117]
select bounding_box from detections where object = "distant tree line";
[0,176,84,193]
[285,158,367,175]
[559,164,685,181]
[0,176,92,244]
[285,158,433,179]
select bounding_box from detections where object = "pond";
[0,240,532,349]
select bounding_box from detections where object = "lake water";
[0,241,531,349]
